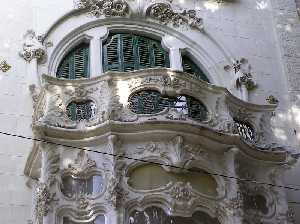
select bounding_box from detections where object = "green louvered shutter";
[103,35,120,71]
[103,34,169,72]
[182,55,209,83]
[57,43,89,79]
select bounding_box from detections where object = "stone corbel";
[169,135,194,168]
[19,30,48,63]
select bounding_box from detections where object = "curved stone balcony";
[30,68,286,161]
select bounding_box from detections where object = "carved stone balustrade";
[31,68,288,161]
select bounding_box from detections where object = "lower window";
[128,207,220,224]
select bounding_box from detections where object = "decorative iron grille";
[234,120,255,142]
[67,100,96,121]
[128,90,208,121]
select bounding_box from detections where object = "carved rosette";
[75,0,129,17]
[0,60,11,72]
[146,3,203,31]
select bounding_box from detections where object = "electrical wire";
[0,130,300,205]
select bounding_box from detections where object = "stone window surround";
[51,26,208,81]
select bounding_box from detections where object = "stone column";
[169,48,183,71]
[162,35,186,71]
[220,147,243,224]
[86,27,108,77]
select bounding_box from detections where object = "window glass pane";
[61,174,104,198]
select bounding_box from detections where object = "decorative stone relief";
[146,2,204,31]
[44,147,60,186]
[29,84,41,107]
[64,86,99,98]
[225,58,257,101]
[75,0,204,31]
[41,94,74,128]
[266,95,279,105]
[0,60,11,72]
[63,150,97,176]
[217,192,243,217]
[34,182,58,224]
[19,30,47,63]
[105,176,129,208]
[75,0,129,17]
[170,135,193,167]
[77,197,90,210]
[167,182,194,202]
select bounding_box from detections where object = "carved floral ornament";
[74,0,204,31]
[19,30,52,63]
[0,60,11,72]
[224,58,257,91]
[34,182,58,224]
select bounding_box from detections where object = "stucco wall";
[0,0,299,223]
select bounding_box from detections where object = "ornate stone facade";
[0,0,297,223]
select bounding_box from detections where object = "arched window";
[66,100,96,121]
[128,90,208,121]
[103,33,170,72]
[182,55,210,82]
[61,174,104,199]
[57,43,90,79]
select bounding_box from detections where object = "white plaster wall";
[0,0,299,223]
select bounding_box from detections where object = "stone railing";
[31,68,286,155]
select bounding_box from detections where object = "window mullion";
[70,53,75,79]
[133,36,138,70]
[149,41,155,67]
[119,34,123,72]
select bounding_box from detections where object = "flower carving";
[0,60,11,72]
[19,30,46,63]
[146,3,203,31]
[75,0,129,17]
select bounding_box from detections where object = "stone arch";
[39,10,238,91]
